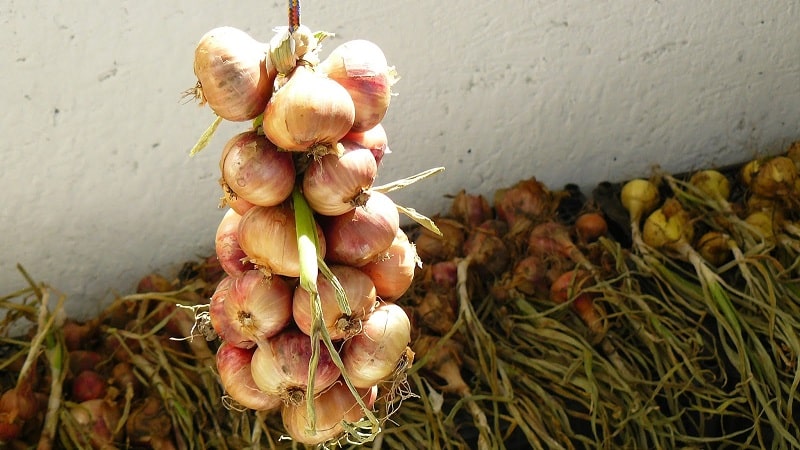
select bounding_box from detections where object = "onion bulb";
[343,123,390,165]
[359,228,419,301]
[216,341,282,411]
[215,208,256,278]
[250,328,341,404]
[751,156,797,199]
[263,65,355,153]
[342,303,412,388]
[238,203,327,277]
[550,269,602,335]
[318,39,398,132]
[220,131,295,208]
[574,212,608,244]
[302,140,378,216]
[193,26,276,121]
[324,191,399,267]
[689,169,731,201]
[69,399,122,450]
[293,265,377,340]
[282,381,378,445]
[642,198,694,252]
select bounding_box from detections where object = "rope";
[288,0,301,31]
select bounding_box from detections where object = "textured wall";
[1,0,798,319]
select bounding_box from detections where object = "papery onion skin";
[69,399,122,450]
[323,191,399,267]
[220,131,296,207]
[263,65,355,152]
[250,328,341,404]
[215,208,256,278]
[293,265,377,340]
[343,123,390,166]
[219,270,293,345]
[359,228,418,301]
[238,203,327,278]
[281,381,378,445]
[193,26,276,121]
[216,341,282,411]
[302,140,378,216]
[209,276,255,348]
[342,303,412,388]
[318,39,397,132]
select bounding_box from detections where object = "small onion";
[319,39,398,132]
[450,190,492,229]
[72,370,108,403]
[193,26,276,121]
[220,131,296,207]
[359,228,418,301]
[238,203,327,277]
[282,381,378,445]
[251,328,341,404]
[215,208,256,278]
[342,303,412,388]
[343,123,390,165]
[211,270,292,347]
[216,341,282,411]
[263,65,355,153]
[302,140,378,216]
[323,191,400,267]
[414,217,466,263]
[69,399,122,450]
[293,265,377,340]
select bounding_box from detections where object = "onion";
[263,64,355,153]
[450,190,492,229]
[282,381,378,445]
[302,140,378,216]
[71,370,108,403]
[528,221,591,268]
[463,221,510,275]
[508,255,548,297]
[324,191,399,267]
[250,328,341,404]
[215,208,256,278]
[0,374,37,441]
[221,186,255,216]
[574,212,608,244]
[689,169,731,201]
[750,156,798,199]
[193,26,276,121]
[414,217,465,262]
[126,396,173,448]
[238,203,327,277]
[110,362,140,397]
[550,269,602,335]
[209,276,249,346]
[293,265,377,340]
[494,177,554,231]
[642,198,695,252]
[359,228,419,301]
[216,341,282,411]
[343,123,390,165]
[318,39,398,132]
[696,231,732,266]
[69,399,122,450]
[220,131,296,208]
[210,270,292,347]
[342,303,412,388]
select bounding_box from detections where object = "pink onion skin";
[359,228,417,302]
[220,131,296,208]
[209,276,254,347]
[343,123,390,166]
[238,203,327,278]
[342,303,412,388]
[216,341,282,411]
[215,208,256,278]
[292,265,377,340]
[323,191,399,267]
[302,140,378,216]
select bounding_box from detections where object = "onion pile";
[190,21,418,446]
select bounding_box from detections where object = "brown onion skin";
[359,228,417,301]
[220,131,296,208]
[292,265,377,340]
[343,123,390,166]
[71,370,108,403]
[302,140,378,216]
[281,381,378,445]
[323,191,399,267]
[69,399,122,449]
[238,203,327,278]
[216,341,282,411]
[263,65,355,152]
[193,26,276,121]
[318,39,395,132]
[215,208,256,278]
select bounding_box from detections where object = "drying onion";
[69,399,122,450]
[238,203,327,277]
[324,191,399,267]
[343,123,390,165]
[216,341,282,411]
[293,265,377,340]
[250,328,341,404]
[359,228,419,301]
[215,208,256,278]
[302,140,378,216]
[220,131,295,208]
[342,303,412,388]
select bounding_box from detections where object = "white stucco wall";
[1,1,798,319]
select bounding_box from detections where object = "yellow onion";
[642,198,694,252]
[250,328,341,405]
[689,169,731,201]
[220,131,296,207]
[318,39,398,132]
[342,303,412,388]
[621,178,660,224]
[282,381,378,445]
[323,191,399,266]
[193,26,276,121]
[750,156,797,198]
[263,65,355,153]
[696,231,731,266]
[302,140,378,216]
[216,341,282,411]
[238,203,327,277]
[293,265,377,340]
[359,228,419,302]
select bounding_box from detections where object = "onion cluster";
[194,25,415,446]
